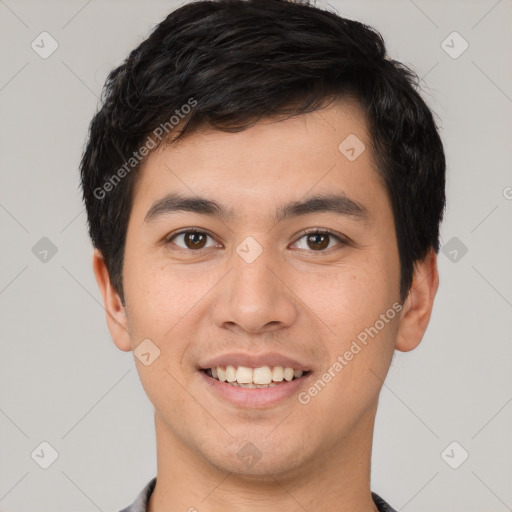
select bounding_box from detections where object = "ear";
[395,247,439,352]
[92,249,132,352]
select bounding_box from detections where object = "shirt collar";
[120,477,397,512]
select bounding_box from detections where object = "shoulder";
[118,477,157,512]
[371,491,398,512]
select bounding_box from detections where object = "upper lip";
[199,352,311,371]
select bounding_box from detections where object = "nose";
[210,245,298,336]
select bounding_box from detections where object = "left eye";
[292,230,344,251]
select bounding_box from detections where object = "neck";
[148,406,379,512]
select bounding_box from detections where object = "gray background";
[0,0,511,511]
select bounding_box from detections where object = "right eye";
[165,229,220,251]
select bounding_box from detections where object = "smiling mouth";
[202,365,310,388]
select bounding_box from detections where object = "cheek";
[297,256,395,338]
[123,262,196,409]
[125,255,195,330]
[298,264,398,428]
[294,251,399,400]
[123,254,223,376]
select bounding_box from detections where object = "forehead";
[164,97,372,164]
[130,98,388,224]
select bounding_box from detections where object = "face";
[100,99,415,478]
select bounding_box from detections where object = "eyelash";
[164,228,348,253]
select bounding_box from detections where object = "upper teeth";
[210,366,303,385]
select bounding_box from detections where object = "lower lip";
[199,371,311,408]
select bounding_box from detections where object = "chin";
[202,434,315,480]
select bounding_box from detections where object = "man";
[80,0,445,510]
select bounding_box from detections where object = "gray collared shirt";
[119,477,398,512]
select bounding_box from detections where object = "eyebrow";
[144,192,370,225]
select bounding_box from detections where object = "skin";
[93,98,439,512]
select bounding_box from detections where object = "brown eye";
[167,230,217,251]
[293,230,345,252]
[306,232,330,250]
[184,232,207,249]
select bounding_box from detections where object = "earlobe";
[92,249,132,352]
[395,248,439,353]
